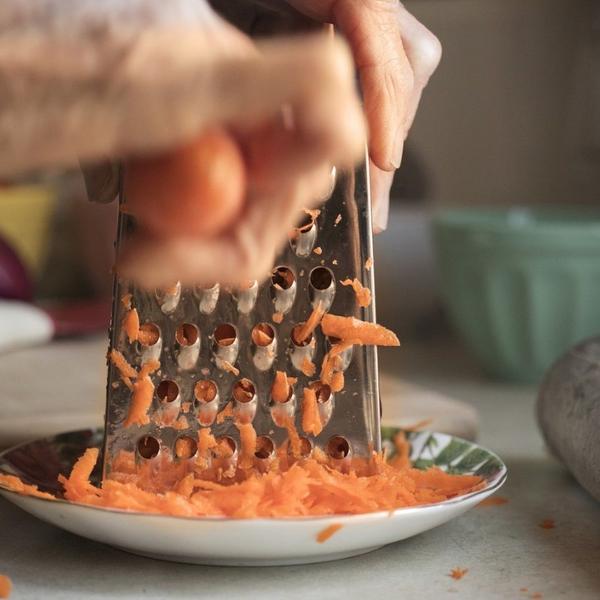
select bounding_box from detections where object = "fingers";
[396,3,442,131]
[118,164,331,288]
[369,160,394,234]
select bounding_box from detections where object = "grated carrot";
[294,302,325,345]
[109,349,137,380]
[236,422,258,469]
[449,568,468,580]
[121,293,133,309]
[300,356,316,377]
[313,247,323,255]
[321,314,399,346]
[0,575,11,599]
[340,278,371,307]
[271,371,296,403]
[477,495,509,507]
[316,523,343,543]
[388,431,411,470]
[539,518,555,529]
[123,308,140,343]
[0,474,55,500]
[302,388,322,436]
[216,402,234,424]
[364,257,372,270]
[272,312,284,324]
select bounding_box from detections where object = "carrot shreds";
[272,312,284,324]
[330,371,344,393]
[449,568,468,580]
[198,428,217,455]
[236,422,258,469]
[0,574,11,599]
[300,356,316,377]
[321,314,399,346]
[294,302,325,345]
[0,473,55,500]
[364,257,372,270]
[271,371,296,403]
[320,340,354,387]
[539,518,555,529]
[313,247,323,255]
[123,308,140,343]
[59,448,100,501]
[124,373,154,427]
[302,388,322,436]
[477,495,509,507]
[109,349,137,380]
[388,431,411,470]
[304,208,321,223]
[216,402,234,424]
[138,323,159,346]
[340,278,372,307]
[316,523,343,543]
[284,416,302,458]
[334,213,342,226]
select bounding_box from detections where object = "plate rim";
[0,428,507,524]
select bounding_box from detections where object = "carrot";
[301,388,322,436]
[449,568,468,580]
[121,293,133,309]
[123,308,140,343]
[477,495,509,508]
[320,341,354,387]
[364,257,372,271]
[217,359,239,376]
[0,574,11,599]
[58,448,100,501]
[138,323,159,346]
[272,312,284,324]
[321,314,399,346]
[539,518,555,529]
[388,431,411,470]
[340,278,371,307]
[236,422,258,469]
[0,474,55,500]
[284,416,302,458]
[313,247,323,255]
[109,349,137,380]
[316,523,343,543]
[124,369,156,427]
[300,356,316,377]
[294,302,325,345]
[271,371,296,403]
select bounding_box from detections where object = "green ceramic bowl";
[433,207,600,382]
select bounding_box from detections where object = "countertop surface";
[1,336,599,599]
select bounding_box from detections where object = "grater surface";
[103,161,380,478]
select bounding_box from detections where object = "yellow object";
[0,185,56,275]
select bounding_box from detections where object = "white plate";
[0,428,506,566]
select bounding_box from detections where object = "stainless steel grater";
[102,159,381,478]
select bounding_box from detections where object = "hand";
[226,0,442,232]
[0,0,365,288]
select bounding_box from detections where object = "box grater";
[102,159,381,480]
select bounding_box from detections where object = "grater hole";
[214,323,237,347]
[174,436,197,459]
[288,436,313,458]
[309,266,334,291]
[311,382,332,403]
[251,323,275,347]
[254,436,275,459]
[194,380,217,403]
[233,378,256,403]
[297,214,314,234]
[138,323,160,346]
[156,379,179,403]
[213,436,236,458]
[327,436,350,459]
[137,435,160,459]
[271,266,295,291]
[176,323,199,346]
[292,324,313,347]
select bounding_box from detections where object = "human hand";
[0,0,366,288]
[224,0,442,232]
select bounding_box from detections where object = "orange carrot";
[216,402,234,424]
[321,314,399,346]
[477,496,509,507]
[236,422,258,469]
[0,474,55,500]
[109,349,137,380]
[316,523,343,543]
[121,293,133,309]
[300,356,316,377]
[218,360,240,376]
[302,387,322,436]
[539,518,555,529]
[294,302,325,345]
[271,371,296,403]
[272,312,284,324]
[0,574,11,599]
[313,247,323,255]
[123,308,140,343]
[364,257,372,271]
[388,431,411,470]
[340,278,371,307]
[449,568,468,580]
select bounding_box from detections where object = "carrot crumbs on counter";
[316,523,343,543]
[539,519,555,529]
[0,574,11,599]
[449,568,468,580]
[477,495,509,507]
[313,247,322,255]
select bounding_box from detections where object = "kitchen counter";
[1,336,599,599]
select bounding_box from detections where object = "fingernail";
[391,129,404,169]
[372,193,390,234]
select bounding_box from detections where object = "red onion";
[0,234,33,301]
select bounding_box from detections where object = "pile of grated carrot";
[0,433,483,519]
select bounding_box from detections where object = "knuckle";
[413,30,442,79]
